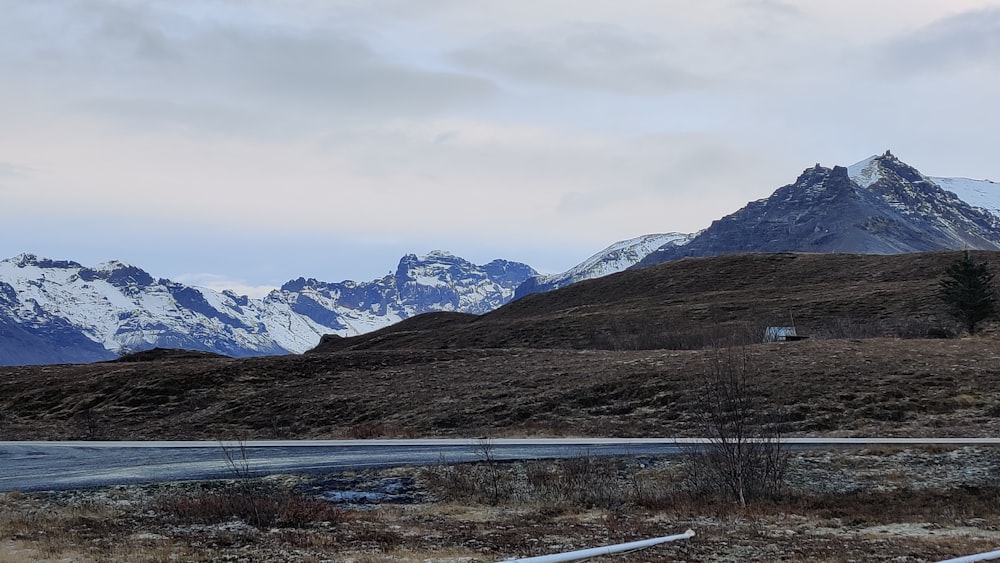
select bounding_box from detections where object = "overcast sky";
[2,0,999,296]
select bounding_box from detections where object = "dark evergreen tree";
[940,251,997,335]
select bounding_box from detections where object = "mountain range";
[2,152,999,365]
[0,252,535,365]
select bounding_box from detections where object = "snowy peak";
[850,152,1000,219]
[394,252,532,313]
[0,251,537,365]
[280,252,537,335]
[846,150,929,189]
[514,233,694,298]
[847,154,883,189]
[848,151,941,200]
[636,153,1000,268]
[931,176,1000,217]
[6,253,84,270]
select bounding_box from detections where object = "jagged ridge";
[0,251,536,365]
[636,152,1000,268]
[513,233,694,299]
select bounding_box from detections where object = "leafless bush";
[475,437,504,504]
[420,454,478,501]
[345,422,419,439]
[684,344,788,506]
[590,317,768,351]
[421,443,519,505]
[212,439,341,527]
[811,316,956,340]
[157,485,343,528]
[525,453,626,509]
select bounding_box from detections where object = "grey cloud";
[0,162,18,177]
[71,1,186,62]
[450,23,707,95]
[879,8,1000,76]
[0,1,496,134]
[0,161,30,192]
[191,29,496,115]
[733,0,803,18]
[0,161,30,179]
[71,98,261,136]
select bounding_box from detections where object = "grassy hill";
[312,251,985,352]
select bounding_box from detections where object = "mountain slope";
[636,152,1000,268]
[0,251,536,365]
[929,176,1000,218]
[513,233,694,299]
[311,251,981,354]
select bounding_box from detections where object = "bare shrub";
[345,422,419,439]
[684,344,788,506]
[525,453,626,509]
[208,439,342,528]
[811,316,956,340]
[423,452,642,509]
[157,485,343,528]
[475,437,505,504]
[420,443,518,505]
[811,316,886,340]
[590,317,768,351]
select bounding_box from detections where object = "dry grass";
[2,447,1000,562]
[3,337,1000,440]
[156,483,344,528]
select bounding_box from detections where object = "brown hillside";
[3,338,1000,440]
[312,251,994,353]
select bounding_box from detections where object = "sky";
[2,0,1000,297]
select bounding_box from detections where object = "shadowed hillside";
[311,251,993,353]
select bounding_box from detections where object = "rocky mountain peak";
[6,254,84,271]
[635,154,1000,268]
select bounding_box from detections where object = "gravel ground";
[2,446,1000,562]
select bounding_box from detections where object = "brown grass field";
[2,251,1000,561]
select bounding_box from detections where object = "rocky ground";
[3,446,1000,562]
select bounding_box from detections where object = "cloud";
[0,161,31,191]
[734,0,804,18]
[182,27,496,115]
[0,0,497,137]
[450,23,708,95]
[879,8,1000,77]
[171,273,278,299]
[0,162,25,178]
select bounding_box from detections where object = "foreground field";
[2,337,1000,440]
[2,447,999,562]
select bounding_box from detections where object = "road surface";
[1,437,998,492]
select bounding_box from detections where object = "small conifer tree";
[940,251,996,335]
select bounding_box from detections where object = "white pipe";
[936,550,1000,563]
[497,530,695,563]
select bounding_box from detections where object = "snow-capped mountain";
[0,251,536,366]
[928,177,1000,218]
[277,251,536,333]
[513,233,695,299]
[635,152,1000,268]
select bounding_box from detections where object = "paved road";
[2,438,998,492]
